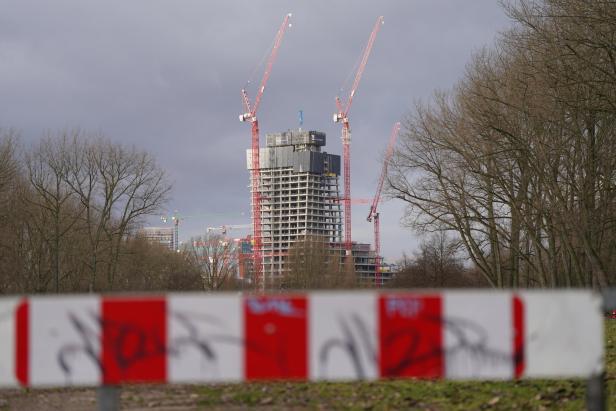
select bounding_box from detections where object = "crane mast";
[333,16,384,257]
[240,13,292,290]
[367,122,400,286]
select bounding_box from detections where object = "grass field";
[0,320,613,410]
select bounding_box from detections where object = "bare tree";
[62,132,172,291]
[0,131,28,293]
[389,0,616,288]
[0,130,19,196]
[183,234,238,291]
[24,132,85,292]
[390,232,487,288]
[114,237,202,291]
[1,129,179,294]
[282,235,356,290]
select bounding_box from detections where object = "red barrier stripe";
[379,294,443,378]
[513,295,525,378]
[244,295,308,380]
[102,297,167,384]
[15,299,28,386]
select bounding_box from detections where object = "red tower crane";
[239,13,292,290]
[333,16,384,257]
[367,122,400,287]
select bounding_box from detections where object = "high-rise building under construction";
[247,129,343,284]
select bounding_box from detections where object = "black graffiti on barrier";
[319,314,512,378]
[57,310,283,378]
[318,313,377,379]
[441,316,512,372]
[57,309,513,379]
[380,315,443,376]
[58,311,221,377]
[57,312,103,376]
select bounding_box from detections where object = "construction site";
[247,128,388,286]
[237,14,396,288]
[137,15,398,288]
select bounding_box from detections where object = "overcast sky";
[1,1,512,262]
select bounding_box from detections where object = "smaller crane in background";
[207,224,252,236]
[367,122,400,287]
[160,210,247,252]
[333,16,385,257]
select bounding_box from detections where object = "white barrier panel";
[443,293,515,380]
[523,291,604,377]
[310,292,377,380]
[0,298,19,387]
[30,296,101,387]
[167,294,243,383]
[0,290,604,387]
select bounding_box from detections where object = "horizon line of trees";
[0,129,205,293]
[0,125,569,294]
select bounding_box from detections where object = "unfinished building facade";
[247,129,342,284]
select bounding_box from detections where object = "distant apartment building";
[345,242,378,284]
[137,226,177,251]
[236,236,254,281]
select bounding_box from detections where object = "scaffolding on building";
[246,128,382,286]
[247,129,342,285]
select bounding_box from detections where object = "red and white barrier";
[0,290,604,387]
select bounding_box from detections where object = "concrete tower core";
[246,129,342,284]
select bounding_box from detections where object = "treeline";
[0,130,202,293]
[276,234,487,290]
[389,0,616,288]
[181,234,359,292]
[389,232,489,288]
[280,235,357,290]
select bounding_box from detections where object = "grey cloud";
[0,0,512,261]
